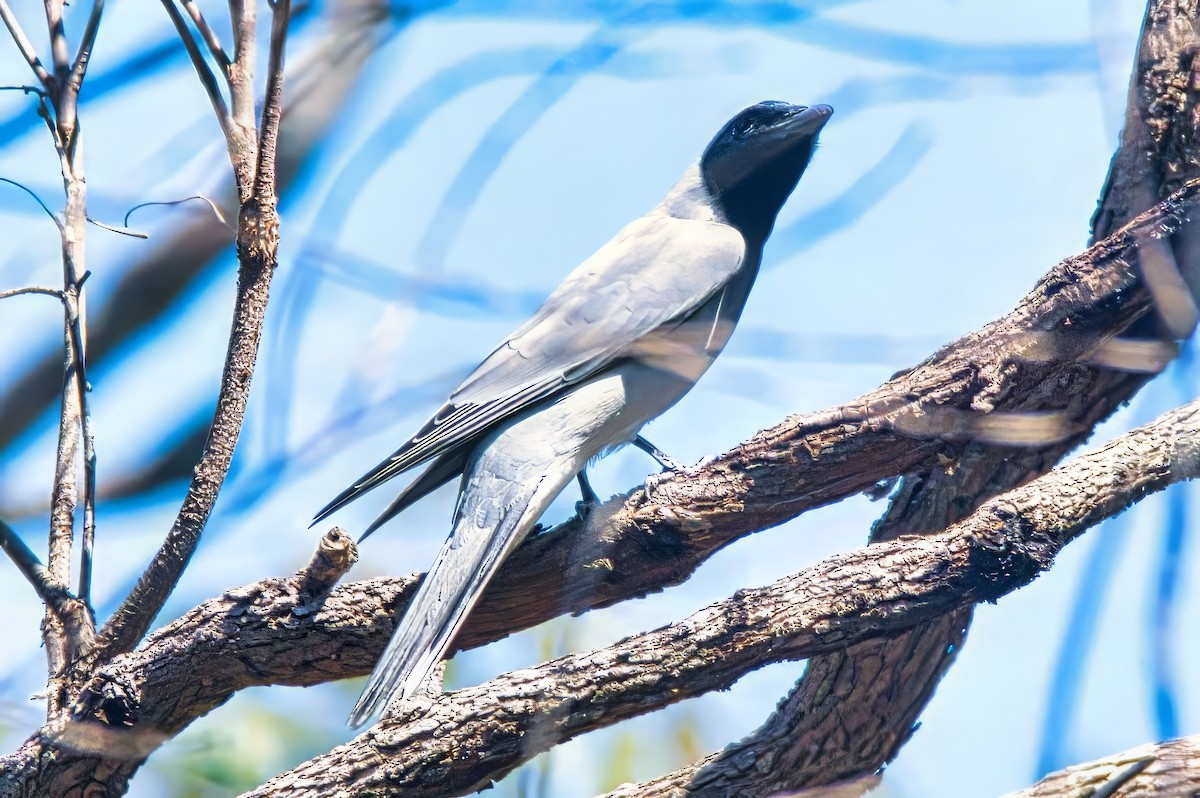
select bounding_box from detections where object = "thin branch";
[85,216,148,238]
[123,195,235,232]
[253,0,289,203]
[0,0,380,460]
[227,0,258,142]
[0,177,63,229]
[63,273,96,605]
[42,0,69,89]
[0,519,73,616]
[46,314,82,612]
[0,83,47,96]
[35,0,103,688]
[0,0,55,92]
[158,0,234,145]
[180,0,231,69]
[67,0,104,104]
[0,285,63,301]
[239,399,1200,797]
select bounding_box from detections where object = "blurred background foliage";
[0,1,1195,795]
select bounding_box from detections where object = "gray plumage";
[314,101,832,727]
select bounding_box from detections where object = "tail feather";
[359,450,467,542]
[348,462,571,727]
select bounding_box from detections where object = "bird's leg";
[634,434,684,472]
[576,469,600,517]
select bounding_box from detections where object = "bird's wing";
[312,213,744,523]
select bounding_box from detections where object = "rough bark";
[247,399,1200,798]
[1006,735,1200,798]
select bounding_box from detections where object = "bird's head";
[699,101,832,247]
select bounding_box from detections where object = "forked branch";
[96,0,293,660]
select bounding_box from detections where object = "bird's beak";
[778,104,833,137]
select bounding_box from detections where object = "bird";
[314,100,833,727]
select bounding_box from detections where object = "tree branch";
[648,3,1200,795]
[96,0,291,660]
[240,398,1200,798]
[1006,735,1200,798]
[158,0,234,144]
[0,384,1187,797]
[180,0,231,70]
[0,1,54,92]
[0,519,72,615]
[8,0,109,710]
[0,285,63,301]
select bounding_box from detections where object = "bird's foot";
[634,434,685,472]
[576,470,601,519]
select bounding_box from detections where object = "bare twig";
[66,0,105,126]
[70,2,105,72]
[253,0,290,203]
[0,519,73,616]
[63,271,96,604]
[228,0,258,143]
[0,285,63,301]
[0,1,54,91]
[85,216,148,238]
[0,83,47,96]
[42,1,68,89]
[180,0,231,69]
[20,0,108,692]
[158,0,233,144]
[0,176,63,229]
[123,195,235,231]
[0,2,96,705]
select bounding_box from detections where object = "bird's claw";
[643,455,709,501]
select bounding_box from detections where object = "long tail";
[348,450,576,727]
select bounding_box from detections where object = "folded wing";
[312,213,745,524]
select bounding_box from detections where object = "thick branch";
[639,4,1200,796]
[242,399,1200,797]
[1006,735,1200,798]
